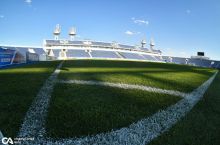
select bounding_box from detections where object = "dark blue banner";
[0,48,15,66]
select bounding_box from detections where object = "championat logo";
[1,136,34,144]
[2,137,14,144]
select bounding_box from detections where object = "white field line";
[43,71,218,145]
[16,67,218,145]
[17,61,63,139]
[59,80,188,98]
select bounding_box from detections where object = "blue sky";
[0,0,220,60]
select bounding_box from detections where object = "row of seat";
[50,49,163,62]
[45,40,161,53]
[1,46,219,69]
[50,49,220,69]
[163,56,220,68]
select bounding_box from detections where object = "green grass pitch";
[149,71,220,145]
[0,59,219,145]
[46,59,216,138]
[0,61,60,137]
[46,84,181,138]
[59,59,215,92]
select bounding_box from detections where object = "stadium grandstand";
[1,24,220,69]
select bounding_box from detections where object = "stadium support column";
[169,56,173,63]
[11,49,17,64]
[150,38,155,51]
[69,27,76,41]
[185,58,188,64]
[53,24,61,40]
[141,39,146,48]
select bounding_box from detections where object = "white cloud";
[125,30,141,36]
[132,17,149,25]
[125,30,134,35]
[25,0,32,4]
[0,15,4,18]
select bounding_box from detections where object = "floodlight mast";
[150,38,155,51]
[69,27,76,41]
[53,24,61,40]
[141,39,147,48]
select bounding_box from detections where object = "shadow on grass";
[149,72,220,145]
[62,59,215,72]
[59,67,214,92]
[46,83,181,138]
[0,61,60,138]
[60,67,69,71]
[45,60,216,138]
[0,59,216,139]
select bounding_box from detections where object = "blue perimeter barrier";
[0,61,39,69]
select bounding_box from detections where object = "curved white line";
[59,80,188,98]
[45,71,218,145]
[17,65,218,145]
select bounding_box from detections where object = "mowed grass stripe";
[59,59,216,92]
[46,84,181,138]
[149,72,220,145]
[0,61,60,137]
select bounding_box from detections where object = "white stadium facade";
[44,24,162,61]
[0,24,220,68]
